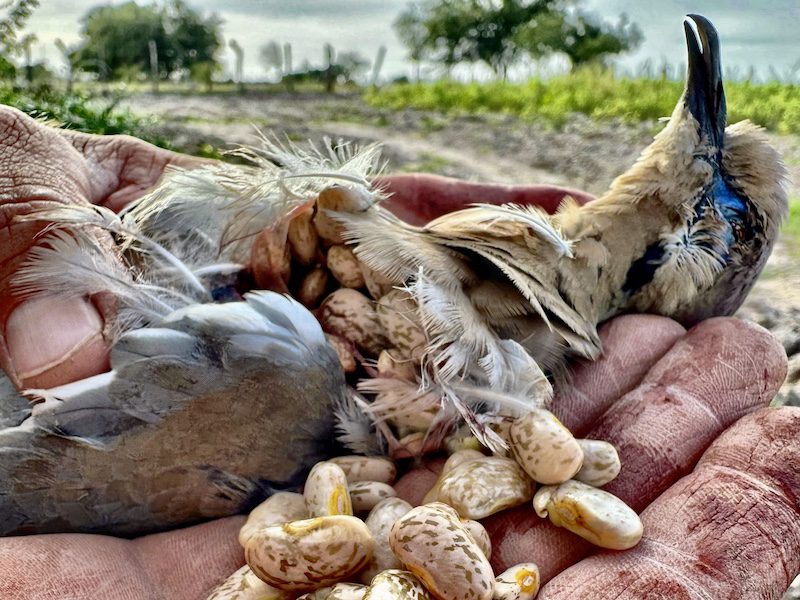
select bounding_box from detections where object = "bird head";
[603,14,788,323]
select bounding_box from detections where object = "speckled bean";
[509,409,584,485]
[574,439,621,487]
[327,245,366,288]
[389,502,494,600]
[288,210,319,265]
[493,563,540,600]
[297,266,330,308]
[318,289,389,356]
[360,497,413,584]
[463,519,492,560]
[238,492,307,547]
[363,570,432,599]
[324,333,357,373]
[423,449,486,505]
[349,480,397,513]
[433,456,534,519]
[376,289,427,358]
[314,185,374,245]
[327,583,368,600]
[245,515,374,591]
[304,461,352,517]
[533,480,643,550]
[329,456,397,484]
[206,565,292,600]
[360,262,395,299]
[376,350,418,382]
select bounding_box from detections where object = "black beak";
[683,14,727,154]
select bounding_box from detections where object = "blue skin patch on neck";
[621,173,751,295]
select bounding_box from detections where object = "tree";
[72,1,221,81]
[259,41,283,80]
[0,0,39,54]
[516,10,642,68]
[394,0,643,78]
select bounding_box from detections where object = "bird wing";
[0,292,345,537]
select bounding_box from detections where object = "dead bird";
[0,15,787,535]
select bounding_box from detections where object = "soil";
[123,91,800,597]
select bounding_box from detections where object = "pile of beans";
[211,186,643,599]
[208,420,641,600]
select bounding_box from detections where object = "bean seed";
[327,245,366,288]
[377,350,418,382]
[433,456,534,519]
[251,227,291,292]
[376,289,426,359]
[360,263,395,300]
[389,502,494,600]
[363,570,432,599]
[239,492,307,547]
[574,439,621,487]
[304,462,352,517]
[206,565,292,600]
[245,515,374,591]
[493,563,540,600]
[318,289,389,357]
[298,267,330,308]
[423,449,486,505]
[533,480,643,550]
[463,519,492,560]
[509,409,584,485]
[329,456,397,484]
[360,497,413,584]
[349,480,397,513]
[315,186,373,245]
[288,210,319,266]
[324,333,357,373]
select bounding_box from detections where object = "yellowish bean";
[533,480,643,550]
[493,563,540,600]
[245,515,374,591]
[238,492,307,547]
[304,461,352,517]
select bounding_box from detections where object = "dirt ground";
[123,91,800,596]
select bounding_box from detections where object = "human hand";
[0,119,795,599]
[0,106,203,390]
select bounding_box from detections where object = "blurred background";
[0,5,798,591]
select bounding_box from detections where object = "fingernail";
[6,295,110,389]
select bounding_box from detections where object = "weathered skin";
[538,407,800,599]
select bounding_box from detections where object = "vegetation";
[365,71,800,134]
[394,0,642,78]
[71,0,222,82]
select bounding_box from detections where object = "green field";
[365,70,800,134]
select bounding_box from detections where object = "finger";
[59,129,209,212]
[553,314,686,435]
[0,517,244,600]
[132,516,245,599]
[538,407,800,599]
[0,107,113,389]
[375,173,595,225]
[483,317,788,582]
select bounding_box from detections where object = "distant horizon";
[22,1,800,83]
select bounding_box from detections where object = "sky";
[24,0,800,82]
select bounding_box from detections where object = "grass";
[0,84,176,149]
[364,69,800,134]
[784,197,800,248]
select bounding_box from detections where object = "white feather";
[333,388,386,456]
